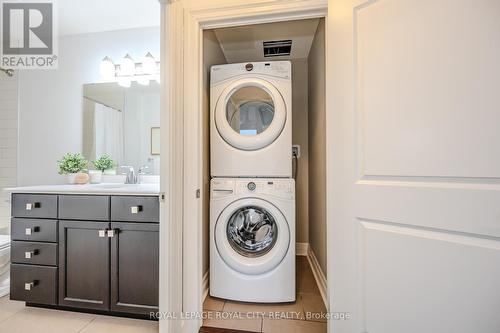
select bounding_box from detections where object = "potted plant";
[90,154,116,183]
[58,153,89,184]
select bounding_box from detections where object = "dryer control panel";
[211,61,291,85]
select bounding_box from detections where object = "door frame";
[160,1,328,332]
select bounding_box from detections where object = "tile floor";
[0,257,325,333]
[203,256,327,333]
[0,296,158,333]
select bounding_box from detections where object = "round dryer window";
[215,198,290,275]
[215,78,287,151]
[226,87,275,136]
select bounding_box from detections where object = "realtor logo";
[1,0,58,69]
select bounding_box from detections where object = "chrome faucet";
[121,166,137,184]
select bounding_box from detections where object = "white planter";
[89,170,103,184]
[66,173,78,184]
[103,169,116,175]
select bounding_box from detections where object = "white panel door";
[327,1,500,333]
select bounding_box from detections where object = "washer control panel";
[236,179,294,200]
[211,179,295,200]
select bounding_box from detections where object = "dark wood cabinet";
[59,220,110,310]
[11,193,159,318]
[110,222,159,314]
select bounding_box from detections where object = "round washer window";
[226,206,278,257]
[226,86,275,136]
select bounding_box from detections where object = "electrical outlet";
[292,145,300,158]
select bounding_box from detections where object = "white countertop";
[4,183,160,196]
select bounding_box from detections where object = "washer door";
[215,198,290,275]
[215,78,287,151]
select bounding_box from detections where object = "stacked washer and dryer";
[210,61,295,303]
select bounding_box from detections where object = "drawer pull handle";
[131,206,142,214]
[25,227,39,235]
[24,281,37,291]
[25,250,38,259]
[98,229,107,238]
[25,202,40,210]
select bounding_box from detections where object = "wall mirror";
[82,81,160,175]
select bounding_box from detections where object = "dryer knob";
[245,63,254,71]
[247,182,256,191]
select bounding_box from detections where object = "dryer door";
[215,78,287,151]
[215,198,290,275]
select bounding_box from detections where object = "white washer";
[210,178,295,302]
[210,61,292,178]
[0,235,11,297]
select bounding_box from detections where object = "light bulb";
[120,54,135,76]
[143,52,157,75]
[100,56,115,79]
[117,77,131,88]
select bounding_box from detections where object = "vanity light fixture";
[142,52,157,75]
[99,57,115,80]
[99,52,160,87]
[120,54,136,77]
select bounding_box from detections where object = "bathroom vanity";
[6,184,160,318]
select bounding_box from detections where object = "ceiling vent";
[263,40,292,57]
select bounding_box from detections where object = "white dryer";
[210,178,295,303]
[210,61,292,178]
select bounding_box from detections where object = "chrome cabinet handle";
[130,206,142,214]
[25,202,40,210]
[25,227,39,235]
[107,229,119,238]
[24,281,36,291]
[25,250,38,259]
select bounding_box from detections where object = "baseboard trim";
[202,271,209,302]
[307,246,328,307]
[296,242,308,256]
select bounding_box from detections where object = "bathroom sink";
[91,184,132,189]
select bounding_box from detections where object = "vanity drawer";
[11,241,57,266]
[10,264,57,305]
[111,196,159,223]
[59,195,110,221]
[11,219,58,242]
[12,194,58,219]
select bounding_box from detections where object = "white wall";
[0,73,18,233]
[18,27,160,185]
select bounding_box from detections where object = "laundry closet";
[201,18,327,332]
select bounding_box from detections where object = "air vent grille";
[263,40,292,57]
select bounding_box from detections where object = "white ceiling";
[213,18,320,63]
[59,0,160,36]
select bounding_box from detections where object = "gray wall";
[307,19,327,276]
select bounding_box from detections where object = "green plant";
[92,154,116,172]
[58,153,88,174]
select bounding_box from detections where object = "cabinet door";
[110,222,159,314]
[59,221,110,310]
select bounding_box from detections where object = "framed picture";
[151,127,160,155]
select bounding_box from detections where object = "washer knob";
[247,182,256,191]
[245,63,253,71]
